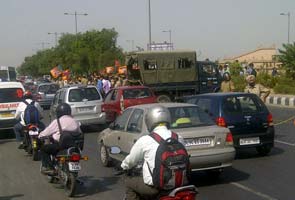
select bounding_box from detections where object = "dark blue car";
[182,92,275,156]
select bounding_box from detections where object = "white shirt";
[14,99,43,126]
[121,126,184,186]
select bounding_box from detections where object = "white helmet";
[145,105,171,132]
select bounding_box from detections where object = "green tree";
[278,43,295,79]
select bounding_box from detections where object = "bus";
[0,66,17,82]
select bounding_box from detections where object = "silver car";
[98,103,235,175]
[50,85,105,126]
[33,83,59,109]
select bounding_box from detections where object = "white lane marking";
[275,140,295,146]
[231,182,278,200]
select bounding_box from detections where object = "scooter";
[40,138,88,197]
[110,147,198,200]
[23,124,40,161]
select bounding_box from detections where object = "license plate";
[185,137,212,147]
[29,130,39,136]
[0,113,14,118]
[239,137,260,145]
[68,162,81,171]
[78,107,91,112]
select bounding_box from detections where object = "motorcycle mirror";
[110,146,121,154]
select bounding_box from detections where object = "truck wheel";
[157,95,171,103]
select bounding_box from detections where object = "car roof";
[61,84,97,89]
[185,92,257,98]
[128,102,198,110]
[38,83,58,86]
[0,81,24,89]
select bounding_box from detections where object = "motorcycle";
[40,138,88,197]
[23,124,40,161]
[110,147,198,200]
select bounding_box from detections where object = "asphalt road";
[0,105,295,200]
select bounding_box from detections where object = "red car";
[102,86,157,123]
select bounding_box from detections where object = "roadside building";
[219,46,282,74]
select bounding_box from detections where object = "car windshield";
[0,88,23,103]
[38,84,59,94]
[68,87,100,102]
[168,106,215,129]
[123,88,152,99]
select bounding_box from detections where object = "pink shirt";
[38,115,81,142]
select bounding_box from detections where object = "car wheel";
[206,169,222,179]
[256,145,272,156]
[157,95,171,103]
[100,143,112,167]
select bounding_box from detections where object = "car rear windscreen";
[68,87,100,102]
[222,96,259,114]
[168,106,215,129]
[38,84,59,94]
[123,88,152,99]
[0,88,23,103]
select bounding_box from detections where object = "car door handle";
[118,136,120,140]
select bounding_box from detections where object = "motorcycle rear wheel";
[65,173,76,197]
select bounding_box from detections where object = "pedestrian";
[102,76,111,94]
[244,75,270,103]
[272,68,278,77]
[220,72,235,92]
[248,63,257,77]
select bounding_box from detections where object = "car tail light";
[70,154,81,162]
[226,132,233,145]
[267,113,273,126]
[216,117,227,127]
[16,89,23,98]
[160,191,196,200]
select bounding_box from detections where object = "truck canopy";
[126,51,197,85]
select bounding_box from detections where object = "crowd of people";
[219,63,271,102]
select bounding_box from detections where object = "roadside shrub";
[273,76,295,94]
[231,75,246,92]
[256,72,278,88]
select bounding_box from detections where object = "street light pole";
[280,12,291,44]
[64,11,88,45]
[162,30,172,50]
[148,0,152,50]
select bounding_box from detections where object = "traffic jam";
[0,51,292,200]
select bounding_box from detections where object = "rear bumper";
[0,118,17,130]
[74,112,106,126]
[233,126,275,149]
[37,99,52,107]
[189,147,236,171]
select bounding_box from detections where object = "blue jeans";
[13,122,23,142]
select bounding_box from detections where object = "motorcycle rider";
[120,105,185,200]
[38,103,81,174]
[14,90,44,149]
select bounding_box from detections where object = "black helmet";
[56,103,71,118]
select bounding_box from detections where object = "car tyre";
[100,143,112,167]
[256,145,271,156]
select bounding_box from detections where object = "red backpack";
[148,132,190,190]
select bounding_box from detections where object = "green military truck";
[125,50,221,102]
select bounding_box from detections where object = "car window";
[53,91,60,105]
[127,109,144,133]
[222,97,241,114]
[114,108,133,131]
[0,88,23,103]
[68,87,100,102]
[38,84,59,94]
[111,90,118,101]
[123,88,152,99]
[196,98,212,114]
[168,106,214,129]
[104,90,114,102]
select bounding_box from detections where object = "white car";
[0,82,25,130]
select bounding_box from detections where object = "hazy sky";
[0,0,294,66]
